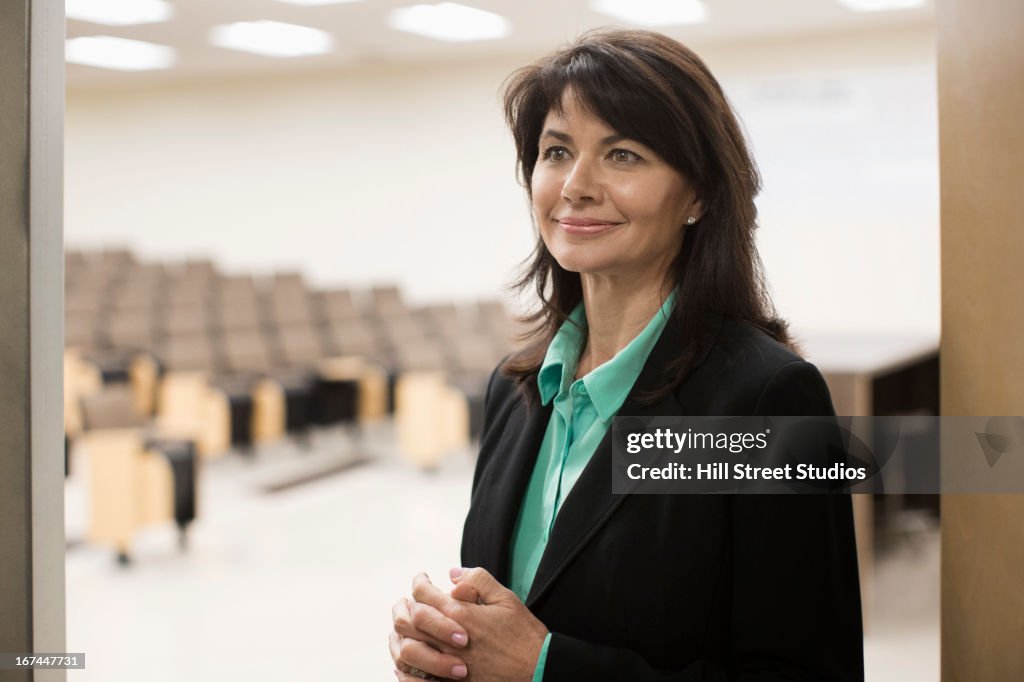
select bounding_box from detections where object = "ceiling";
[66,0,935,88]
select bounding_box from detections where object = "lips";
[555,217,624,235]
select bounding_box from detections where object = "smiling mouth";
[556,219,624,235]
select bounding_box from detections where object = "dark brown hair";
[502,28,795,404]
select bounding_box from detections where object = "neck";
[575,272,673,379]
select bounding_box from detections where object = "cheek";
[636,181,689,227]
[530,172,560,219]
[616,183,680,229]
[530,191,554,245]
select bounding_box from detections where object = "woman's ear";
[690,197,704,223]
[684,197,704,226]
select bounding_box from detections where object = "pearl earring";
[686,216,697,225]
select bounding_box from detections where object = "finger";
[451,567,508,605]
[449,567,482,604]
[387,630,403,668]
[389,631,449,680]
[408,598,469,648]
[393,598,462,653]
[393,598,462,651]
[393,670,442,682]
[450,581,482,605]
[394,668,450,682]
[392,598,413,633]
[412,572,452,611]
[397,634,469,680]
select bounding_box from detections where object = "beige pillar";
[938,0,1024,679]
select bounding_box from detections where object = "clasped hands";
[389,567,549,682]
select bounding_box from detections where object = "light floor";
[65,423,939,681]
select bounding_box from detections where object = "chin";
[543,226,637,275]
[548,247,617,275]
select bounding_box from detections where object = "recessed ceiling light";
[65,0,173,26]
[65,36,176,71]
[209,21,334,58]
[590,0,708,26]
[388,3,509,42]
[836,0,926,11]
[275,0,365,5]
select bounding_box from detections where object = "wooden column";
[938,0,1024,679]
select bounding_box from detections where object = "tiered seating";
[64,247,523,558]
[67,252,519,405]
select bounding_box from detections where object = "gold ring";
[408,667,431,679]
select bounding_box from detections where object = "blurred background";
[62,0,941,679]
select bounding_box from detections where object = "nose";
[561,157,602,204]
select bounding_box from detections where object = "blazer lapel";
[464,397,553,586]
[525,311,724,608]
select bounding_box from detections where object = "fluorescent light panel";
[274,0,366,5]
[275,0,365,5]
[590,0,708,26]
[837,0,926,10]
[209,21,333,58]
[65,0,173,26]
[388,3,509,42]
[66,36,176,71]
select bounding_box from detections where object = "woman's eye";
[541,146,570,161]
[610,148,641,164]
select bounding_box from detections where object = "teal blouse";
[508,291,678,681]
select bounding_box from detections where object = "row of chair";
[64,248,524,562]
[66,260,518,377]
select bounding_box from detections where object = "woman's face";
[531,91,701,283]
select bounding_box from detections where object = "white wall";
[66,24,938,336]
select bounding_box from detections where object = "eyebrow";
[539,129,631,146]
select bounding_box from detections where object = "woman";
[389,29,863,681]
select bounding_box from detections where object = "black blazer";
[461,312,864,681]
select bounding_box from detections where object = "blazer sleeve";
[540,360,865,681]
